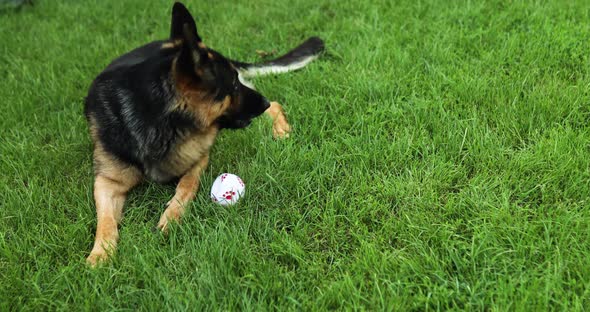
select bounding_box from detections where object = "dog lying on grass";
[84,2,324,265]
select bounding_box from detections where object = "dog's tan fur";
[87,118,144,265]
[157,126,218,179]
[161,39,183,49]
[157,153,210,232]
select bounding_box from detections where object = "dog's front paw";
[272,114,291,139]
[157,206,182,233]
[267,101,291,139]
[86,250,109,267]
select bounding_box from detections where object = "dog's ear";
[170,2,201,42]
[171,2,211,77]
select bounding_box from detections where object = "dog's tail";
[233,37,325,78]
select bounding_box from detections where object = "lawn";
[1,0,590,310]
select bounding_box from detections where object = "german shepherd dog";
[84,2,324,265]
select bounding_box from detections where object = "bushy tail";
[233,37,325,78]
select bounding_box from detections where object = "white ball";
[210,173,245,206]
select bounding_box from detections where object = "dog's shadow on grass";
[0,0,33,13]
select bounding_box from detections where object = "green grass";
[1,0,590,310]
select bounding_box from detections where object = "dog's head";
[169,2,269,129]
